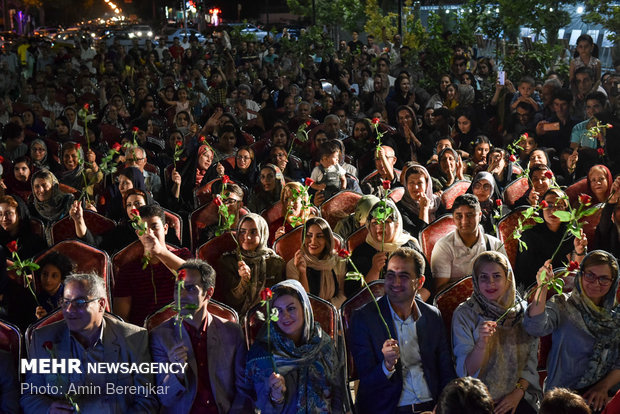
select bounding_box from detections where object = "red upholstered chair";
[30,218,45,239]
[340,280,385,381]
[0,319,21,370]
[189,203,248,253]
[194,183,212,207]
[502,177,529,207]
[360,169,402,190]
[244,293,338,349]
[144,299,238,331]
[320,191,362,229]
[112,240,178,288]
[164,208,183,244]
[565,178,587,206]
[50,210,116,245]
[497,206,540,269]
[346,227,368,253]
[433,276,473,342]
[99,124,123,146]
[36,240,112,310]
[196,233,239,302]
[441,180,471,210]
[25,309,122,350]
[261,200,284,225]
[388,187,405,203]
[419,215,456,259]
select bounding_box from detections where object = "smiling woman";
[245,279,346,413]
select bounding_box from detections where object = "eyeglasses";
[473,182,492,191]
[236,155,252,161]
[582,271,613,286]
[61,298,100,309]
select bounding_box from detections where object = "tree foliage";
[286,0,365,32]
[583,0,620,42]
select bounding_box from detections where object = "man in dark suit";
[21,273,159,413]
[149,259,252,413]
[350,247,455,414]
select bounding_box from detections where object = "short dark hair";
[452,194,480,212]
[539,388,591,414]
[516,101,535,113]
[575,66,595,81]
[178,259,216,292]
[519,76,535,87]
[388,247,425,278]
[554,88,574,104]
[138,204,166,224]
[37,251,75,282]
[436,377,494,414]
[317,140,341,159]
[585,91,607,107]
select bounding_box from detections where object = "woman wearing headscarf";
[29,139,61,173]
[286,217,347,308]
[452,251,541,414]
[486,148,518,192]
[217,213,285,316]
[57,142,103,197]
[583,164,613,205]
[524,251,620,413]
[0,194,47,258]
[100,103,126,130]
[223,145,258,191]
[245,279,345,413]
[391,105,434,166]
[247,164,285,214]
[431,147,468,192]
[29,169,74,226]
[98,166,146,221]
[345,199,433,300]
[169,142,218,212]
[396,162,441,237]
[466,171,505,236]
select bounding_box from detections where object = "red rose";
[597,148,605,156]
[372,117,380,125]
[539,200,549,208]
[607,124,613,129]
[177,269,187,281]
[187,82,193,88]
[304,178,315,187]
[305,120,311,127]
[221,175,230,184]
[509,154,517,162]
[112,142,122,152]
[567,260,580,272]
[260,288,273,301]
[131,208,140,217]
[6,240,18,253]
[0,155,4,163]
[83,103,90,110]
[544,170,554,179]
[382,180,391,190]
[579,194,592,205]
[75,143,81,151]
[43,341,53,351]
[495,199,503,207]
[522,132,529,138]
[338,249,350,258]
[175,139,183,148]
[132,126,139,133]
[213,195,223,206]
[199,135,206,143]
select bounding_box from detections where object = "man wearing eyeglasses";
[350,247,455,414]
[21,273,159,413]
[149,260,252,413]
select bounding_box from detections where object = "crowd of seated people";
[0,27,618,413]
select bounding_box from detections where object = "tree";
[286,0,366,32]
[583,0,620,43]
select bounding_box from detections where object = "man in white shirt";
[431,194,505,292]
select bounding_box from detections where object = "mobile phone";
[498,71,505,85]
[543,122,561,131]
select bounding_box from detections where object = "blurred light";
[147,31,153,37]
[577,6,584,13]
[136,31,142,36]
[495,7,499,12]
[445,9,450,13]
[549,7,553,11]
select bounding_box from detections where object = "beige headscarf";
[364,199,420,252]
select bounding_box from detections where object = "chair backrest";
[502,177,529,207]
[244,293,338,349]
[30,218,45,239]
[497,206,539,269]
[340,280,385,381]
[261,200,284,225]
[346,227,368,253]
[320,191,362,229]
[420,215,456,259]
[189,202,218,253]
[163,208,183,243]
[441,180,471,210]
[565,177,587,206]
[112,240,178,288]
[196,232,238,302]
[0,319,21,370]
[194,183,212,207]
[50,210,116,245]
[99,124,122,146]
[432,276,473,343]
[144,299,239,331]
[36,240,112,311]
[388,187,405,203]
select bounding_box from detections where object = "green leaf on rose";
[553,210,572,222]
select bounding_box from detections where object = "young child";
[510,76,544,112]
[310,140,347,200]
[569,34,601,83]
